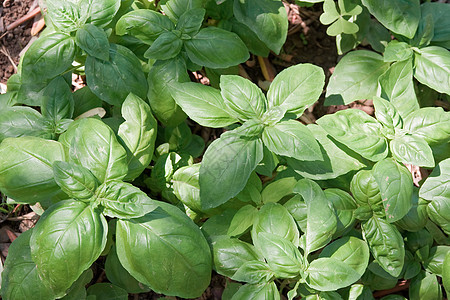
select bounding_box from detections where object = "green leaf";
[231,282,280,300]
[317,109,388,161]
[211,237,263,277]
[414,46,450,95]
[69,118,128,183]
[254,232,303,278]
[324,189,357,237]
[383,41,413,62]
[267,63,325,117]
[115,9,174,44]
[176,8,205,36]
[61,269,93,300]
[144,31,183,60]
[161,0,204,21]
[185,27,249,68]
[105,246,150,294]
[409,272,442,300]
[294,179,337,254]
[421,2,450,48]
[45,0,81,32]
[86,283,128,300]
[427,197,450,236]
[53,161,98,200]
[252,202,300,247]
[373,96,403,130]
[1,230,55,300]
[423,246,450,276]
[232,260,275,284]
[395,190,428,232]
[319,236,370,276]
[362,216,405,277]
[261,177,297,204]
[116,202,212,298]
[96,181,158,219]
[390,135,435,167]
[403,107,450,146]
[0,137,66,204]
[73,86,103,118]
[420,158,450,202]
[76,24,109,61]
[0,107,50,142]
[147,57,189,126]
[42,76,74,122]
[233,0,288,54]
[350,170,383,213]
[21,32,76,84]
[30,200,107,297]
[229,18,271,57]
[327,18,359,36]
[379,58,419,118]
[288,124,366,180]
[170,82,238,127]
[172,163,203,213]
[80,0,121,28]
[199,129,263,209]
[86,44,148,106]
[361,0,420,38]
[262,120,322,161]
[305,257,361,292]
[443,251,450,295]
[118,93,157,181]
[325,50,390,105]
[372,158,413,222]
[220,75,267,121]
[227,205,258,237]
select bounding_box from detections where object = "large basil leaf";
[118,93,157,181]
[115,9,174,44]
[199,129,263,209]
[325,50,390,105]
[81,0,121,28]
[45,0,81,32]
[96,181,157,219]
[30,200,107,297]
[427,198,450,236]
[170,81,238,127]
[230,18,270,57]
[372,158,413,222]
[390,134,435,167]
[69,118,128,183]
[288,124,366,180]
[305,257,361,292]
[116,202,212,298]
[414,46,450,95]
[403,107,450,146]
[232,260,275,284]
[317,109,388,161]
[262,120,322,161]
[1,229,55,300]
[294,179,337,255]
[161,0,204,20]
[0,137,66,204]
[361,0,420,38]
[75,24,110,61]
[220,75,267,121]
[233,0,288,54]
[53,161,98,200]
[41,76,74,122]
[379,59,419,118]
[252,202,300,247]
[420,158,450,202]
[21,32,76,85]
[267,63,325,117]
[231,282,280,300]
[421,2,450,48]
[105,246,150,294]
[0,107,50,142]
[319,236,369,276]
[212,237,263,277]
[254,232,303,278]
[362,216,405,277]
[147,57,189,126]
[185,27,249,68]
[86,44,148,106]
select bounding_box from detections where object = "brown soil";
[0,0,35,83]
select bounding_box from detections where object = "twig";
[257,56,276,82]
[6,212,38,221]
[372,280,410,298]
[5,6,41,32]
[0,45,18,72]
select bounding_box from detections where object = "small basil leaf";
[414,46,450,95]
[420,158,450,202]
[427,197,450,236]
[403,107,450,146]
[118,93,157,181]
[161,0,204,21]
[372,158,414,222]
[172,163,204,213]
[324,188,357,237]
[261,177,297,204]
[53,161,98,201]
[409,271,442,300]
[176,8,205,36]
[76,24,110,61]
[86,283,128,300]
[231,282,280,300]
[420,2,450,48]
[383,41,413,62]
[143,31,183,60]
[227,205,258,237]
[373,96,402,130]
[80,0,121,28]
[390,135,435,168]
[232,260,275,284]
[96,181,158,219]
[45,0,81,32]
[350,169,383,213]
